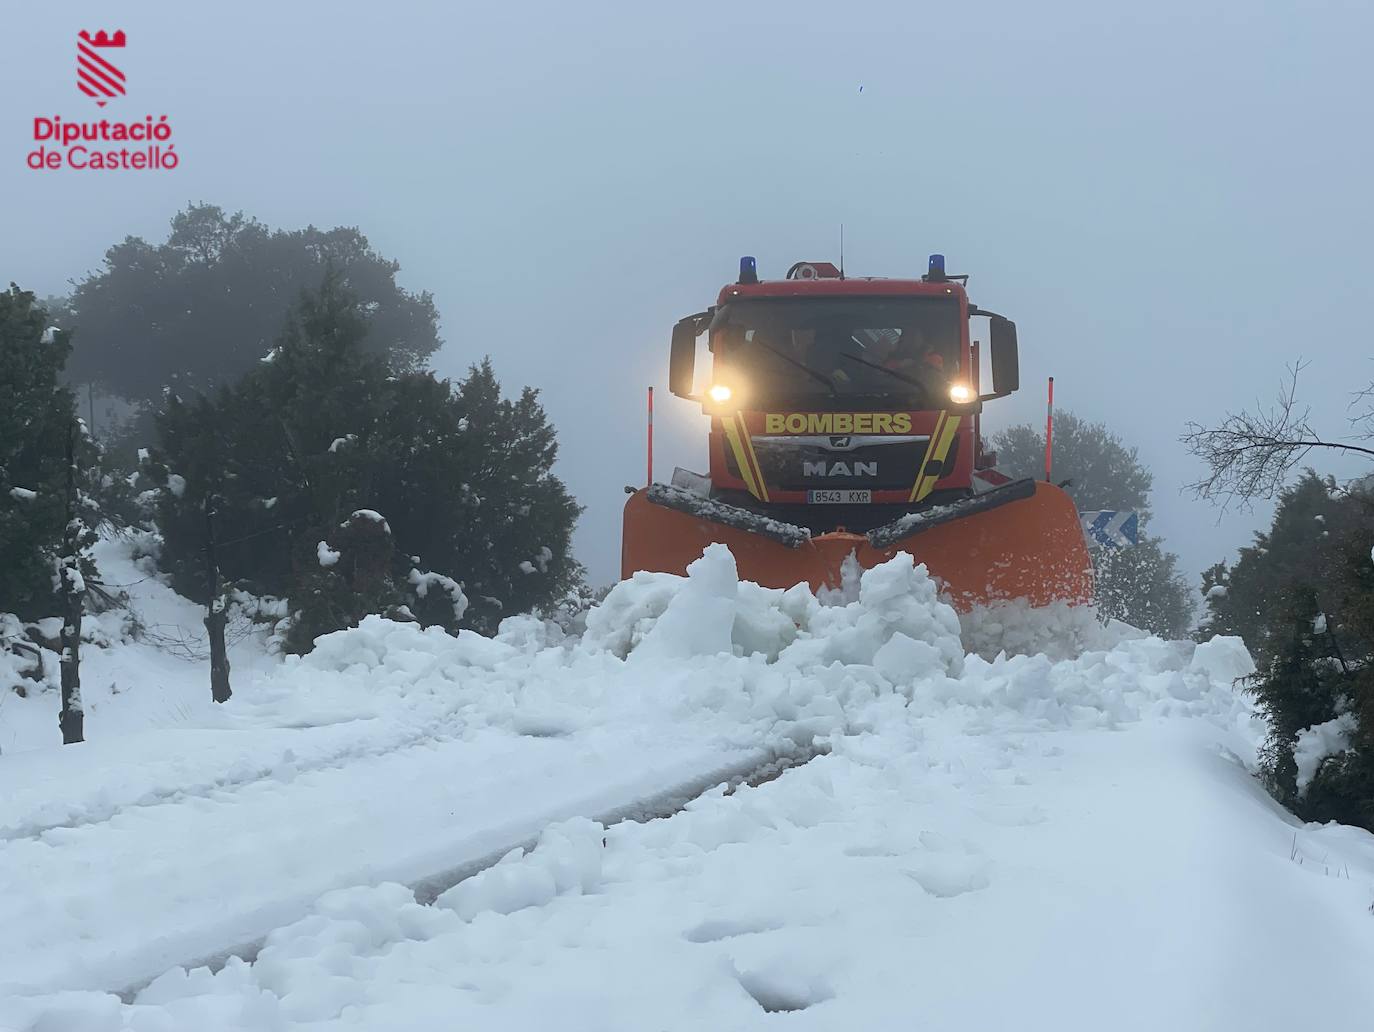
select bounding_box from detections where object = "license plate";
[807,489,871,504]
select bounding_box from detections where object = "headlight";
[707,383,733,404]
[948,383,973,404]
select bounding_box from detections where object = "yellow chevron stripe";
[722,415,765,500]
[909,411,948,502]
[910,412,962,503]
[737,415,770,502]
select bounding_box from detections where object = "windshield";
[711,297,962,408]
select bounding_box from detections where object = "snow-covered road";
[4,543,1374,1030]
[1,718,764,996]
[107,719,1367,1032]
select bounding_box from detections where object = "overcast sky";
[4,1,1372,588]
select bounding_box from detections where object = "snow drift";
[4,544,1374,1030]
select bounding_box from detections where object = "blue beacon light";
[738,256,759,285]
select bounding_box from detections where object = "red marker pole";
[647,386,654,488]
[1044,376,1055,483]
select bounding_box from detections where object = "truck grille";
[734,435,953,492]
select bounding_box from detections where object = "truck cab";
[668,255,1021,534]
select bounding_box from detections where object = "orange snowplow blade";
[621,481,1093,610]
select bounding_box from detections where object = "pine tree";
[440,360,583,634]
[1198,473,1341,647]
[150,277,583,651]
[1220,479,1374,830]
[0,286,98,620]
[2,286,73,617]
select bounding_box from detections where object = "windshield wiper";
[754,339,837,394]
[839,351,927,391]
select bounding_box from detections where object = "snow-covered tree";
[1200,473,1374,828]
[149,276,582,650]
[0,286,99,621]
[1186,360,1374,830]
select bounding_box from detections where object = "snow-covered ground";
[0,536,282,755]
[3,541,1374,1030]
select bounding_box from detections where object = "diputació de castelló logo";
[27,29,179,171]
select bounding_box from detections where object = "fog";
[5,0,1372,587]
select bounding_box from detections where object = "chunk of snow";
[407,568,468,622]
[9,487,37,501]
[629,544,742,661]
[350,509,390,534]
[1206,584,1228,599]
[437,817,604,919]
[55,558,86,594]
[1313,613,1327,634]
[40,325,59,344]
[1188,635,1256,685]
[165,473,187,498]
[137,447,150,463]
[1295,714,1357,795]
[316,541,341,567]
[519,560,537,574]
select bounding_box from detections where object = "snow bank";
[585,544,961,673]
[4,539,1307,1027]
[10,629,1369,1030]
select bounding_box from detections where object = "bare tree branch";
[1347,372,1374,441]
[1182,361,1374,509]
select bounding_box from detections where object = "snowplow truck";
[621,254,1093,611]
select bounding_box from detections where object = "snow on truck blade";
[5,545,1374,1029]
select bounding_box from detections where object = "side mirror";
[989,316,1019,395]
[669,317,699,398]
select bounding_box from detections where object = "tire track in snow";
[0,709,477,843]
[114,745,824,1003]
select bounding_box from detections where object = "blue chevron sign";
[1079,510,1139,549]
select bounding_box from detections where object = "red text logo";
[25,28,179,172]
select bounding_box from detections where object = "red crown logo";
[77,29,126,106]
